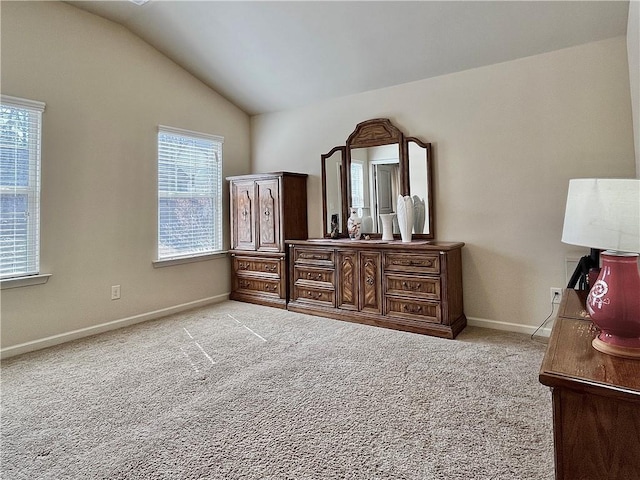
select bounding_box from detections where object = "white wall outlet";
[111,285,121,300]
[550,288,563,304]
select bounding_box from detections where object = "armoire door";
[231,180,256,251]
[256,178,281,252]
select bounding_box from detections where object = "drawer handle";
[392,259,434,267]
[306,290,322,300]
[239,280,250,288]
[402,304,423,314]
[264,265,277,272]
[300,253,328,260]
[401,281,422,291]
[238,262,249,270]
[366,275,375,286]
[264,284,277,292]
[306,272,323,280]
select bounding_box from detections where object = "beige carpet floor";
[1,300,554,479]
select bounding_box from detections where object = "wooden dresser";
[539,289,640,480]
[286,239,466,338]
[227,172,307,309]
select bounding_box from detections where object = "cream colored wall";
[0,2,251,353]
[251,36,636,333]
[628,0,640,176]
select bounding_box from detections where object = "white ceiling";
[69,1,630,116]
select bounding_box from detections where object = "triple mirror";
[321,118,434,239]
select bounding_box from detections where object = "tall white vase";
[379,213,396,241]
[412,195,425,234]
[397,195,414,243]
[360,207,373,234]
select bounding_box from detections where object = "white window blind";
[350,161,364,208]
[157,125,223,260]
[0,95,45,279]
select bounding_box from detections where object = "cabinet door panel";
[256,178,281,252]
[360,251,382,314]
[337,251,358,311]
[232,181,256,250]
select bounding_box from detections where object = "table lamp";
[561,178,640,359]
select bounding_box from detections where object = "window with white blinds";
[0,95,45,279]
[350,161,364,208]
[157,126,223,260]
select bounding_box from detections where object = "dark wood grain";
[539,288,640,480]
[287,239,465,338]
[228,172,308,309]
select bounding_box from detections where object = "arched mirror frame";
[321,146,347,238]
[321,118,434,240]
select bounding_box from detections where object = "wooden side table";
[539,289,640,480]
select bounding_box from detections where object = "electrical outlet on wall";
[111,285,121,300]
[550,288,563,304]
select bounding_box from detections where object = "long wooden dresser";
[286,238,466,338]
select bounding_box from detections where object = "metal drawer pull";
[306,291,322,300]
[306,272,323,280]
[401,281,422,291]
[239,280,250,288]
[300,253,328,260]
[264,284,277,292]
[238,262,249,270]
[264,265,277,272]
[391,259,434,267]
[402,304,423,314]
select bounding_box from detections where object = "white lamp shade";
[562,179,640,253]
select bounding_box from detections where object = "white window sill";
[1,273,52,290]
[153,251,229,268]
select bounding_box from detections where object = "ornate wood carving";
[360,252,382,314]
[338,251,357,310]
[228,172,308,309]
[287,240,465,338]
[346,118,404,149]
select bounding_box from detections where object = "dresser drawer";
[294,266,334,287]
[385,297,441,324]
[385,273,440,301]
[235,277,281,297]
[384,252,440,274]
[293,286,335,307]
[293,247,335,267]
[233,256,281,277]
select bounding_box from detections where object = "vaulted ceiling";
[69,1,630,115]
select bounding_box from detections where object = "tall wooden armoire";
[227,172,308,308]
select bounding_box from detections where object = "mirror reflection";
[408,140,431,235]
[320,118,434,240]
[322,147,345,237]
[350,145,401,234]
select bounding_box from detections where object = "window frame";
[156,125,224,263]
[0,95,46,281]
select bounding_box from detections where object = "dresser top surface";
[539,289,640,399]
[287,238,464,251]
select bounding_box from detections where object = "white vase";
[379,213,396,241]
[360,207,373,234]
[347,207,362,240]
[396,195,414,243]
[412,195,425,234]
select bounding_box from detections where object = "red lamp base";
[586,251,640,359]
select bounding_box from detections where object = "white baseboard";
[1,294,229,359]
[467,316,553,338]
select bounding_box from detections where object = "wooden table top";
[539,289,640,402]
